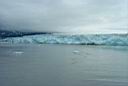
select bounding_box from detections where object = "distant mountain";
[0,29,52,38]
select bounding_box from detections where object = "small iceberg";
[73,50,80,54]
[13,51,24,55]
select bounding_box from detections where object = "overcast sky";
[0,0,128,33]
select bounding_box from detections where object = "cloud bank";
[0,0,128,33]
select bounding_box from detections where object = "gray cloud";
[0,0,127,33]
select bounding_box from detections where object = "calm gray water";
[0,44,128,86]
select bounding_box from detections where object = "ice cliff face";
[0,33,128,46]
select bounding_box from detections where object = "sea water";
[0,44,128,86]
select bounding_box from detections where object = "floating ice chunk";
[73,50,80,54]
[13,51,24,55]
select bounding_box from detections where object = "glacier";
[0,34,128,46]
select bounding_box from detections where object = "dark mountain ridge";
[0,29,53,38]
